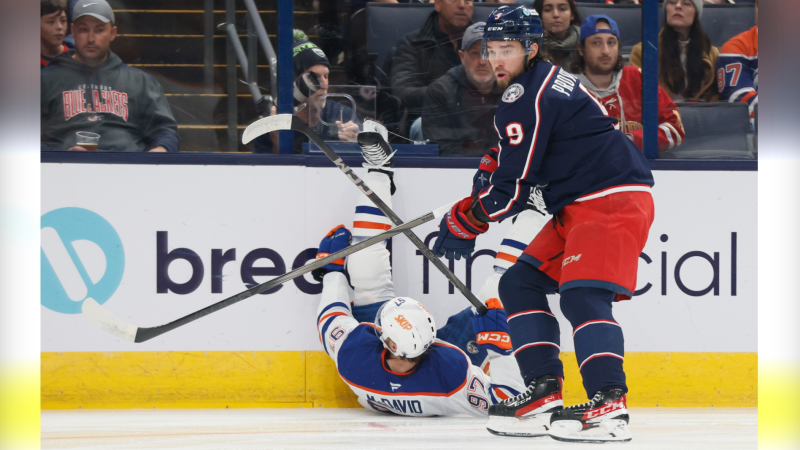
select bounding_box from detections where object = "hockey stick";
[82,200,457,343]
[243,115,488,314]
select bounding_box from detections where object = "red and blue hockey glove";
[432,197,489,260]
[471,148,499,197]
[472,298,513,355]
[312,225,352,282]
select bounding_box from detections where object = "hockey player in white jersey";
[312,121,549,417]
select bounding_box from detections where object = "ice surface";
[41,407,757,449]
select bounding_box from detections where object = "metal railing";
[215,0,283,152]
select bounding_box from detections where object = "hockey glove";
[312,225,352,282]
[432,197,489,260]
[471,148,499,197]
[472,298,513,355]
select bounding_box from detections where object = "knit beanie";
[292,30,329,79]
[663,0,703,19]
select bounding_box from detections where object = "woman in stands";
[630,0,719,102]
[532,0,582,70]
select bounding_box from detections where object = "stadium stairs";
[108,0,326,152]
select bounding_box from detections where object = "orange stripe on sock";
[496,252,518,263]
[353,221,392,230]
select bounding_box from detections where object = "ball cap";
[579,14,620,42]
[73,0,115,25]
[461,22,486,51]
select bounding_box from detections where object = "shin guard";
[499,261,563,385]
[559,287,627,398]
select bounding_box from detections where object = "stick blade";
[82,298,138,342]
[242,114,294,144]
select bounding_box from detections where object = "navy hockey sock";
[499,260,563,385]
[559,287,627,398]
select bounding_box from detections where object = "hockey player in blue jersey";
[311,121,551,417]
[433,5,655,443]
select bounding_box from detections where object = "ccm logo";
[584,399,625,420]
[394,314,413,330]
[562,254,582,267]
[476,332,510,344]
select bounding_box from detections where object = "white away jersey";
[316,273,521,417]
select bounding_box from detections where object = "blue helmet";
[481,5,543,60]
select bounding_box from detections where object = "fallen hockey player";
[312,122,551,417]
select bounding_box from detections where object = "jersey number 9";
[506,123,524,145]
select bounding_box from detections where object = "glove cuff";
[446,198,488,238]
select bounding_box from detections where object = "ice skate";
[549,388,632,443]
[486,374,563,437]
[358,119,395,172]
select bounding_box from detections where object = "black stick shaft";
[293,116,487,314]
[134,210,437,342]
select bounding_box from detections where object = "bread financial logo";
[502,84,524,103]
[41,208,125,314]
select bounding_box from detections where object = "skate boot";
[549,387,632,443]
[486,374,563,437]
[358,119,396,193]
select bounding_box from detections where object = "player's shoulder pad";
[336,323,382,363]
[546,67,579,99]
[424,340,471,378]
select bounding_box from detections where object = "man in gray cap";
[422,22,503,157]
[41,0,179,152]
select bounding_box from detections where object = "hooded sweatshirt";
[576,66,685,152]
[41,51,179,152]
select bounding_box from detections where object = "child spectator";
[41,0,179,152]
[630,0,719,102]
[717,0,757,124]
[532,0,582,70]
[573,15,685,152]
[41,0,70,69]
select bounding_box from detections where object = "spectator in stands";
[390,0,473,115]
[422,22,503,157]
[533,0,582,70]
[253,31,359,154]
[573,15,685,152]
[40,0,179,152]
[717,0,757,125]
[41,0,70,69]
[630,0,719,102]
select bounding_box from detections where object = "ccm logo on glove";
[476,332,512,350]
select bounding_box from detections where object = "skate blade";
[486,414,551,438]
[549,419,632,443]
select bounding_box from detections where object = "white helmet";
[374,297,436,359]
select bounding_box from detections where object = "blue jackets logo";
[502,84,524,103]
[41,208,125,314]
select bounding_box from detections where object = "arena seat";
[574,3,643,55]
[574,3,754,51]
[659,102,754,159]
[365,3,503,76]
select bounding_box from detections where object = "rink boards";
[40,163,757,409]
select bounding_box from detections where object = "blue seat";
[365,3,503,76]
[574,3,755,50]
[575,3,643,54]
[659,102,753,159]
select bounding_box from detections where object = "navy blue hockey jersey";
[476,62,654,220]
